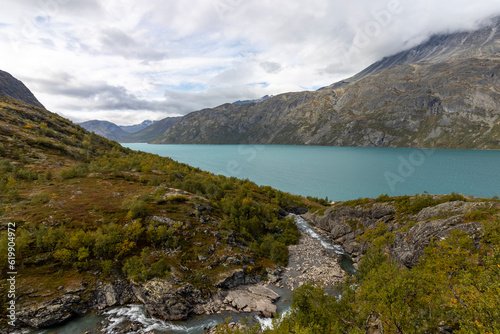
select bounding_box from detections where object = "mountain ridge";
[148,18,499,149]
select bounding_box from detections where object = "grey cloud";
[260,61,282,74]
[98,27,168,61]
[29,74,171,112]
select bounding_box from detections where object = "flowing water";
[291,214,357,275]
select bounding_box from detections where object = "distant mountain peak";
[232,95,272,105]
[119,120,156,133]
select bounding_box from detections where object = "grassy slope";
[0,97,325,328]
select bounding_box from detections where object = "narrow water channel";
[290,214,357,275]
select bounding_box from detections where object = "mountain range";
[81,17,500,149]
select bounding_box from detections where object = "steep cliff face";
[153,19,500,149]
[303,194,498,268]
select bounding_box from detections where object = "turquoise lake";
[123,144,500,201]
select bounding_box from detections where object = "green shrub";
[122,256,146,282]
[463,210,488,221]
[59,163,88,180]
[270,241,288,266]
[122,198,149,220]
[375,193,391,202]
[30,192,50,205]
[147,258,171,279]
[101,260,114,276]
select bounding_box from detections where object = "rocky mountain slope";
[0,70,44,109]
[151,18,499,149]
[120,120,155,133]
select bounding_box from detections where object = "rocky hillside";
[127,116,181,143]
[0,71,324,331]
[303,193,499,267]
[152,18,499,149]
[120,120,155,133]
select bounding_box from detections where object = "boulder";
[94,280,136,309]
[224,285,279,317]
[18,294,81,328]
[215,269,260,289]
[132,279,200,321]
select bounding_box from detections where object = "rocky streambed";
[278,227,345,290]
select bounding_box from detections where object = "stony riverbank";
[278,222,346,290]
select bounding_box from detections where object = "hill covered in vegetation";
[0,92,325,329]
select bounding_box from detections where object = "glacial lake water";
[123,144,500,201]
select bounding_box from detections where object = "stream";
[24,215,354,334]
[291,214,357,276]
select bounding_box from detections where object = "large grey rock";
[391,217,482,268]
[18,294,81,328]
[94,280,136,309]
[132,279,200,321]
[224,285,279,317]
[215,269,260,289]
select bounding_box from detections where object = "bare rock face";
[18,294,81,328]
[94,280,136,310]
[303,203,396,262]
[224,285,280,318]
[391,219,482,268]
[132,279,202,321]
[215,269,260,289]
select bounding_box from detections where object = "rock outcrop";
[18,294,82,328]
[302,203,396,263]
[94,280,137,310]
[215,268,261,289]
[304,197,495,268]
[223,285,280,317]
[132,279,200,321]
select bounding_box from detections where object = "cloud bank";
[0,0,499,124]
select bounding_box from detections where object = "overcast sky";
[1,0,499,125]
